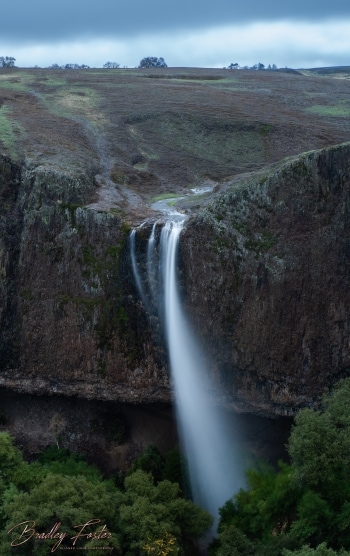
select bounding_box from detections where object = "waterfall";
[147,221,158,305]
[131,217,244,523]
[130,229,148,308]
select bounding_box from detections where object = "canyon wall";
[181,143,350,415]
[0,157,168,404]
[0,143,350,417]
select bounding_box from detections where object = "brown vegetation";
[1,67,349,219]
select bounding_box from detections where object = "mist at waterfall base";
[131,219,245,523]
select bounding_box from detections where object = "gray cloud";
[2,0,350,44]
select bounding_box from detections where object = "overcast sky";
[1,1,350,69]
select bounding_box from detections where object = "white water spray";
[147,221,158,304]
[131,216,244,522]
[130,229,148,307]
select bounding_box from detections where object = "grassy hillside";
[0,67,349,217]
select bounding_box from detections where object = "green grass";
[151,193,183,202]
[214,86,251,92]
[0,72,33,92]
[304,91,327,97]
[36,76,68,87]
[86,69,138,76]
[208,78,241,88]
[41,85,104,127]
[306,102,350,117]
[164,77,240,89]
[0,74,103,144]
[129,113,266,175]
[128,125,159,161]
[0,105,23,157]
[170,78,224,85]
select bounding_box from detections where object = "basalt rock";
[0,156,169,404]
[180,142,350,415]
[0,143,350,417]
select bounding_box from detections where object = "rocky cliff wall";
[180,143,350,415]
[0,143,350,417]
[0,157,168,403]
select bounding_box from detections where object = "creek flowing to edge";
[131,216,244,522]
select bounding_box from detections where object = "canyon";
[0,66,349,464]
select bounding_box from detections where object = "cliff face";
[181,143,350,415]
[0,157,168,403]
[0,143,350,416]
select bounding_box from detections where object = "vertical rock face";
[0,156,169,402]
[0,157,22,370]
[180,143,350,415]
[0,143,350,417]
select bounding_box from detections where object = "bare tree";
[49,413,67,448]
[103,61,120,69]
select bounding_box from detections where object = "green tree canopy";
[288,378,350,489]
[1,473,120,555]
[0,434,211,555]
[283,542,350,556]
[0,56,16,67]
[0,432,23,484]
[138,57,167,68]
[118,470,212,555]
[211,379,350,556]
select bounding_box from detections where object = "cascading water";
[147,221,159,305]
[130,214,244,524]
[130,229,148,307]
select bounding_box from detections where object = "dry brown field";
[1,66,349,215]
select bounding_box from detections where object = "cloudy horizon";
[1,1,350,69]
